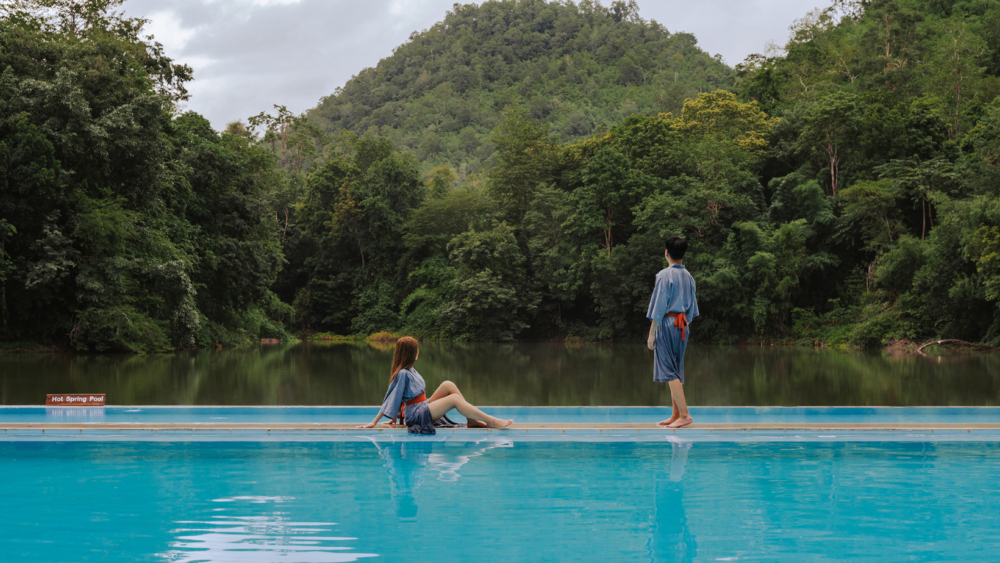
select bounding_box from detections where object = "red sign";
[46,394,106,406]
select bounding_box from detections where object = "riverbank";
[0,342,62,354]
[4,333,996,357]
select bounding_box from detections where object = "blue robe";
[379,368,463,435]
[380,368,436,435]
[646,265,699,384]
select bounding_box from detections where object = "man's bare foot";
[486,417,514,429]
[667,417,693,429]
[657,415,679,427]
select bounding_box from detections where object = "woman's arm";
[357,412,384,429]
[362,372,407,428]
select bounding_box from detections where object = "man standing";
[646,236,699,428]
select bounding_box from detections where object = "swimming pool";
[4,439,1000,561]
[4,408,1000,561]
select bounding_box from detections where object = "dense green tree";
[488,107,559,222]
[425,164,458,199]
[566,146,649,256]
[797,92,861,196]
[524,185,576,327]
[443,222,539,340]
[0,0,286,351]
[397,187,494,335]
[281,136,424,336]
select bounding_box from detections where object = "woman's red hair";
[390,336,420,381]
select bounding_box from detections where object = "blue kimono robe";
[647,265,699,384]
[380,368,463,435]
[381,368,436,435]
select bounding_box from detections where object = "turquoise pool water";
[4,439,1000,561]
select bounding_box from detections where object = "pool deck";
[2,407,998,440]
[4,422,1000,430]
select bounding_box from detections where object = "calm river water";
[2,342,999,406]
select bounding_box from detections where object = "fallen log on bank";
[916,339,978,356]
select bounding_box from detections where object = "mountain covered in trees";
[307,0,731,179]
[4,0,1000,352]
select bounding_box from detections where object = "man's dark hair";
[666,236,688,260]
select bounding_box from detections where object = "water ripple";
[161,498,377,562]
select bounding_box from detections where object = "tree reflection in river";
[1,342,999,406]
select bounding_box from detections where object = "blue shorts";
[653,320,688,384]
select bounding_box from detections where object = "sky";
[122,0,825,129]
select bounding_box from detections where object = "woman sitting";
[357,336,514,434]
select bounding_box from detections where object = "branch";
[916,339,978,355]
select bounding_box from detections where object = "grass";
[304,333,362,343]
[366,331,401,342]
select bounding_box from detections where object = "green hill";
[307,0,731,176]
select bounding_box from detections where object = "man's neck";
[667,259,683,266]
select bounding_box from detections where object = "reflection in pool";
[373,439,513,518]
[164,497,376,562]
[652,439,697,561]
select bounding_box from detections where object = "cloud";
[122,0,821,129]
[638,0,825,66]
[143,10,197,54]
[124,0,457,128]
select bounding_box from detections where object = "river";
[2,342,999,406]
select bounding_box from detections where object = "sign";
[46,394,106,407]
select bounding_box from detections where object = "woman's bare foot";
[657,415,679,427]
[667,417,693,429]
[486,417,514,429]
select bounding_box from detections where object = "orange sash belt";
[666,312,689,340]
[399,393,427,421]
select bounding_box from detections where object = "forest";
[2,0,1000,351]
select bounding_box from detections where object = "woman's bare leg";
[393,379,462,426]
[428,381,486,427]
[428,380,462,403]
[429,395,512,428]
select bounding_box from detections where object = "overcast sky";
[122,0,825,129]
